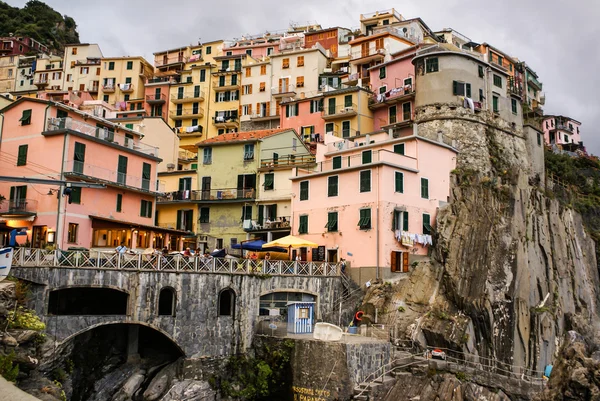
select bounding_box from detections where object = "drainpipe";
[376,153,380,280]
[56,130,68,250]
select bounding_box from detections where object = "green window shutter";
[326,212,338,231]
[362,150,372,164]
[466,83,472,98]
[452,80,458,95]
[9,186,14,201]
[200,70,206,82]
[140,200,145,216]
[403,211,409,231]
[493,96,499,112]
[142,163,151,182]
[116,194,122,212]
[344,95,352,108]
[358,208,371,229]
[70,187,81,204]
[200,207,209,223]
[379,66,386,79]
[511,99,517,114]
[332,156,341,170]
[300,181,309,200]
[20,109,32,125]
[125,123,133,129]
[393,144,405,155]
[395,172,404,193]
[74,142,86,162]
[299,215,308,234]
[328,176,338,197]
[360,170,371,192]
[423,214,431,235]
[421,178,429,199]
[126,61,133,70]
[17,145,28,166]
[176,210,182,229]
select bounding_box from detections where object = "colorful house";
[0,98,184,251]
[542,115,583,147]
[291,131,456,282]
[63,44,104,95]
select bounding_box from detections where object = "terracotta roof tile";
[197,128,290,146]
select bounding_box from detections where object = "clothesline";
[394,230,433,247]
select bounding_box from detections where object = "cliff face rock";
[417,105,600,373]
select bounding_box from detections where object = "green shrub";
[8,307,46,331]
[0,352,19,382]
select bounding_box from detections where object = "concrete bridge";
[10,248,344,358]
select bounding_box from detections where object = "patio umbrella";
[262,235,318,260]
[232,240,287,253]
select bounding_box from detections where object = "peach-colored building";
[0,98,187,251]
[279,95,325,143]
[542,115,583,148]
[291,131,456,281]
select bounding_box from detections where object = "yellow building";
[63,44,103,95]
[12,56,37,95]
[33,55,64,92]
[321,87,373,138]
[194,128,309,252]
[98,56,154,115]
[0,55,17,93]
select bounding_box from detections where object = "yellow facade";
[322,88,374,137]
[0,55,17,93]
[98,57,154,112]
[63,44,103,94]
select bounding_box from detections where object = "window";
[117,155,128,185]
[389,106,397,124]
[116,194,122,212]
[379,86,387,94]
[326,212,338,232]
[342,121,351,138]
[393,143,405,155]
[259,82,265,92]
[177,209,194,231]
[267,47,274,56]
[108,61,115,70]
[393,210,409,231]
[420,178,429,199]
[72,47,77,55]
[124,95,130,101]
[328,176,338,197]
[242,84,252,95]
[103,95,109,102]
[358,208,371,230]
[203,148,212,164]
[497,55,503,66]
[69,187,81,204]
[285,104,299,117]
[300,181,309,201]
[360,170,371,193]
[423,213,432,235]
[344,95,352,108]
[310,99,322,113]
[241,205,252,220]
[425,57,439,73]
[379,66,386,79]
[218,288,235,316]
[452,81,471,97]
[200,207,210,223]
[20,109,31,125]
[125,77,132,84]
[200,69,206,82]
[17,145,28,166]
[298,215,308,234]
[297,56,304,67]
[126,61,133,70]
[67,223,78,243]
[296,76,304,88]
[537,133,542,146]
[325,122,335,135]
[395,171,404,193]
[245,67,251,77]
[158,288,175,316]
[282,58,290,68]
[511,98,518,114]
[492,95,499,113]
[478,65,484,78]
[362,150,372,164]
[493,74,502,88]
[140,200,152,218]
[479,89,484,102]
[264,173,274,190]
[205,46,212,54]
[402,102,411,121]
[260,65,266,75]
[142,163,151,191]
[244,144,254,160]
[332,156,342,170]
[391,250,409,273]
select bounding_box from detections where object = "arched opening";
[218,288,236,317]
[48,287,128,315]
[259,292,316,318]
[158,287,176,316]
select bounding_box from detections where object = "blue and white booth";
[287,302,315,334]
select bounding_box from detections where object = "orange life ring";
[355,311,364,321]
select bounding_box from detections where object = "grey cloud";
[6,0,599,153]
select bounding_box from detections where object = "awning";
[331,59,349,65]
[0,216,35,222]
[89,215,190,235]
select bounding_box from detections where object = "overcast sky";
[7,0,600,154]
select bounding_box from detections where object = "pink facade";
[291,132,456,275]
[279,97,325,141]
[369,54,416,131]
[542,115,582,146]
[144,82,170,120]
[0,98,182,250]
[223,42,280,59]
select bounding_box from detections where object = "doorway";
[327,249,338,263]
[32,225,47,248]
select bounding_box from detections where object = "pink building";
[290,131,456,281]
[0,37,49,57]
[144,78,171,120]
[0,98,186,250]
[368,48,417,134]
[279,96,326,143]
[542,115,583,148]
[223,35,281,59]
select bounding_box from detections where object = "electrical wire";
[0,150,63,174]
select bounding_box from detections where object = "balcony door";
[201,177,211,200]
[9,185,27,211]
[237,174,256,199]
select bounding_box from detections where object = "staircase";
[322,273,364,325]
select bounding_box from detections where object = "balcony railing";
[212,116,239,127]
[296,149,418,176]
[360,8,402,21]
[157,190,202,202]
[250,105,280,120]
[155,55,189,67]
[147,76,180,84]
[157,188,255,202]
[34,78,48,86]
[243,217,291,231]
[75,59,101,66]
[170,107,205,120]
[46,118,159,157]
[0,199,38,215]
[63,160,163,192]
[370,85,415,108]
[178,150,197,160]
[322,103,358,120]
[271,84,296,97]
[260,154,316,169]
[118,83,134,93]
[350,48,385,61]
[171,90,205,103]
[88,82,99,92]
[415,44,484,60]
[102,84,115,93]
[555,123,574,132]
[11,248,340,276]
[146,93,167,103]
[212,78,240,91]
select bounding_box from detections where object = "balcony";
[102,84,115,93]
[555,123,574,132]
[45,118,159,158]
[157,190,202,203]
[322,104,358,120]
[170,107,205,120]
[260,154,315,169]
[75,59,101,66]
[360,8,402,22]
[212,78,240,91]
[63,160,163,193]
[155,55,188,68]
[271,84,296,98]
[250,108,280,122]
[212,116,239,128]
[146,93,167,104]
[350,48,385,64]
[527,75,543,91]
[157,188,255,203]
[0,199,38,218]
[369,85,415,109]
[118,83,134,93]
[147,76,180,85]
[243,216,291,232]
[34,78,48,87]
[171,90,205,104]
[178,150,197,160]
[88,82,99,93]
[296,148,418,177]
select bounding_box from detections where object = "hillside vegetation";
[0,0,79,54]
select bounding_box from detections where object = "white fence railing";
[11,248,340,276]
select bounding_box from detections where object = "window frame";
[327,175,339,197]
[298,215,308,234]
[358,208,371,230]
[425,57,439,73]
[264,173,274,191]
[17,144,28,166]
[359,170,371,193]
[326,211,338,232]
[420,177,429,199]
[395,171,404,193]
[299,181,309,201]
[200,207,210,223]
